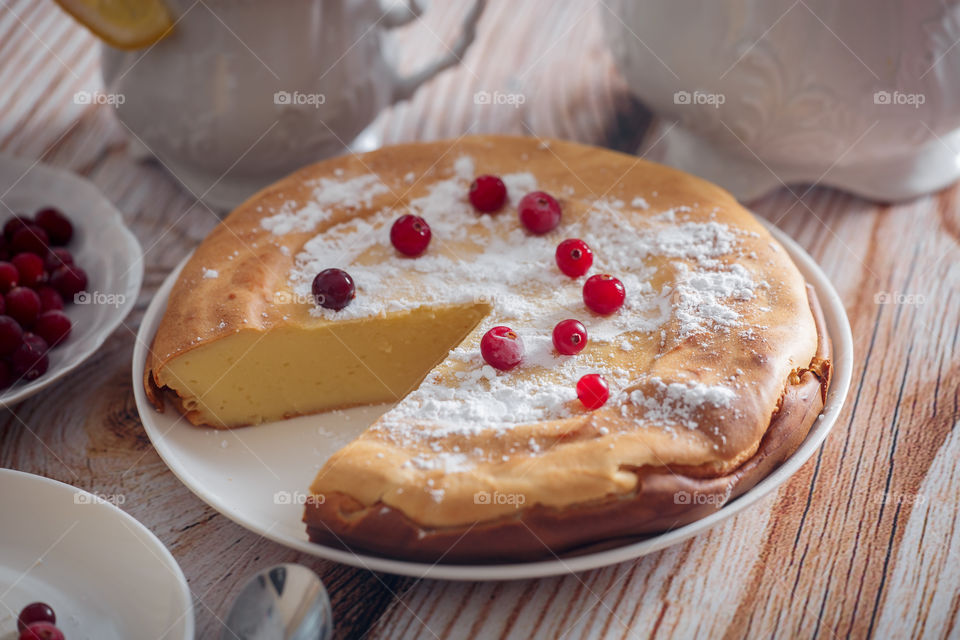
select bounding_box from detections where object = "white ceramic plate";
[0,469,194,638]
[0,153,143,406]
[132,222,853,581]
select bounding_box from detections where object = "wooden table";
[1,1,958,638]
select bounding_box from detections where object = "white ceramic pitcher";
[102,0,485,209]
[602,0,960,202]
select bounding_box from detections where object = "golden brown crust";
[302,286,831,563]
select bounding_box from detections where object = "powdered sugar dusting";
[407,452,473,473]
[266,155,770,464]
[260,174,389,235]
[627,376,737,430]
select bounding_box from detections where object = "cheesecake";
[145,136,831,562]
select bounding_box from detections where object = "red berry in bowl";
[12,253,45,288]
[6,287,41,327]
[11,333,49,381]
[17,602,55,632]
[577,373,609,410]
[480,326,524,371]
[555,238,593,277]
[518,191,562,234]
[3,216,30,242]
[552,319,588,355]
[19,622,64,640]
[468,175,507,213]
[34,207,73,246]
[583,274,625,315]
[0,261,18,292]
[49,265,87,300]
[37,286,64,312]
[312,268,355,311]
[0,315,23,356]
[43,248,74,272]
[11,225,49,256]
[34,311,71,347]
[390,214,431,256]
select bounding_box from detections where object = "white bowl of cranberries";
[0,152,143,406]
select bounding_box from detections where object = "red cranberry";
[552,319,588,355]
[555,238,593,278]
[0,261,18,292]
[37,286,64,312]
[34,207,73,246]
[11,225,48,256]
[577,374,609,410]
[11,333,49,381]
[34,311,71,347]
[0,236,10,261]
[12,253,45,288]
[312,268,355,310]
[480,326,524,371]
[3,216,30,242]
[19,622,64,640]
[390,214,431,256]
[0,295,5,315]
[6,287,40,327]
[518,191,562,234]
[0,316,23,356]
[49,265,87,300]
[583,274,625,315]
[17,602,56,632]
[468,175,507,213]
[43,248,74,272]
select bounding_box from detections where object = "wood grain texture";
[0,1,957,638]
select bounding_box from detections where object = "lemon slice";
[53,0,174,50]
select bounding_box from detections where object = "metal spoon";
[222,563,333,640]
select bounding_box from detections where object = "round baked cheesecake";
[145,136,831,563]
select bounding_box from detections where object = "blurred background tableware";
[223,564,332,640]
[101,0,486,210]
[602,0,960,201]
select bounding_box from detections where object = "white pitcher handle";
[386,0,486,103]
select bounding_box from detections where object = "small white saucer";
[0,469,194,638]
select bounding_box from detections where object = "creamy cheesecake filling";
[156,303,489,428]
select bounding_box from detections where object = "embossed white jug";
[102,0,485,209]
[602,0,960,202]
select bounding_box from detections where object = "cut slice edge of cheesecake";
[149,302,490,428]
